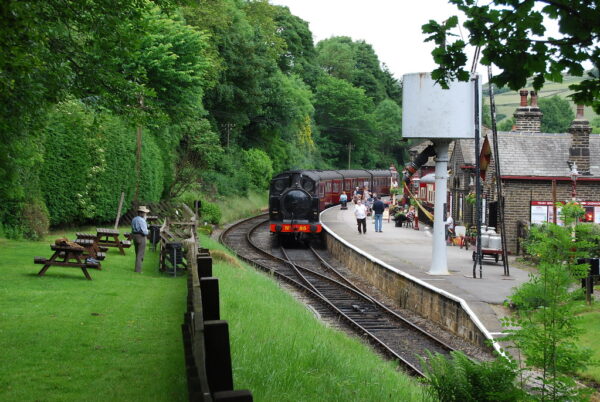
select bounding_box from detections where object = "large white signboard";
[402,73,481,139]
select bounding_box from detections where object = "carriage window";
[319,183,325,197]
[325,182,331,192]
[427,184,435,204]
[333,182,339,192]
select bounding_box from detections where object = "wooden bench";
[73,238,105,267]
[96,228,131,255]
[35,244,97,280]
[76,232,98,240]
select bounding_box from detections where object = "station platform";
[321,204,531,337]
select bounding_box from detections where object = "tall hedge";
[40,100,165,225]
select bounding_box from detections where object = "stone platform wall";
[325,230,493,350]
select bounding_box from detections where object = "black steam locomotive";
[269,169,395,240]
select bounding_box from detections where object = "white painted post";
[429,140,450,275]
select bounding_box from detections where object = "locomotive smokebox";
[402,72,481,139]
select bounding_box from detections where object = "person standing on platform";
[131,205,150,273]
[372,196,386,232]
[340,191,348,209]
[444,212,454,243]
[354,200,368,234]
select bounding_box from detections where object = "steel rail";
[308,246,456,352]
[219,214,454,376]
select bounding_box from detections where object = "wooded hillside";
[0,0,405,238]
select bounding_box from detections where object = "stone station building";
[411,90,600,253]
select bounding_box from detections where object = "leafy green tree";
[592,116,600,134]
[422,1,600,114]
[314,75,375,167]
[316,37,357,82]
[272,5,320,88]
[167,119,223,198]
[503,202,596,400]
[381,64,403,107]
[498,117,515,132]
[316,36,390,103]
[372,99,403,167]
[243,148,273,189]
[538,96,575,133]
[0,0,171,200]
[251,73,319,170]
[352,40,388,103]
[124,6,215,123]
[183,0,282,147]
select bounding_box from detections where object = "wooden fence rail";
[182,248,253,402]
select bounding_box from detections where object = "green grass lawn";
[201,235,428,402]
[577,310,600,383]
[0,230,188,401]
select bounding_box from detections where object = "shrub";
[39,100,166,225]
[20,198,50,240]
[506,274,549,310]
[421,351,524,402]
[201,149,251,196]
[200,201,221,225]
[243,148,273,190]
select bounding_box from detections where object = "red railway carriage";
[269,169,395,240]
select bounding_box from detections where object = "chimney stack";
[513,90,543,132]
[519,90,528,106]
[569,104,591,175]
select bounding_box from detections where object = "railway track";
[220,214,457,376]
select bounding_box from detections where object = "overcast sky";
[269,0,474,80]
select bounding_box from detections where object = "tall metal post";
[429,139,451,275]
[472,75,483,278]
[487,67,510,276]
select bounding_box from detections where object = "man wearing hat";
[131,205,150,273]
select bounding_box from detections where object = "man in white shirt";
[444,213,454,242]
[131,205,150,273]
[354,200,368,234]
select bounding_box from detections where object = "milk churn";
[489,234,502,250]
[481,232,490,248]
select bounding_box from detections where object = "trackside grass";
[202,234,428,401]
[0,231,187,401]
[214,190,268,224]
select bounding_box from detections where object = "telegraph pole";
[347,142,354,169]
[222,123,235,148]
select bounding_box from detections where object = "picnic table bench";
[74,238,107,266]
[35,244,99,280]
[96,228,131,255]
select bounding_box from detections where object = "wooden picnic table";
[74,238,107,267]
[96,228,131,255]
[35,244,99,280]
